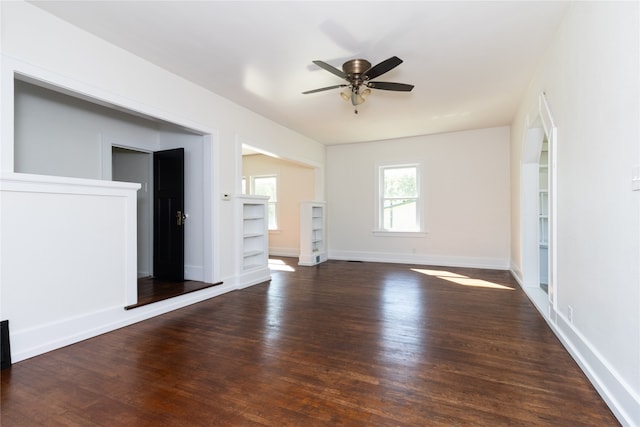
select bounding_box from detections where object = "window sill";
[268,229,281,235]
[372,230,427,237]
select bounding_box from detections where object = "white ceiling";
[30,1,568,145]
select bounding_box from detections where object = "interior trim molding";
[513,266,637,426]
[268,247,299,258]
[553,310,638,426]
[9,282,237,364]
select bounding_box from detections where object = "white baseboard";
[553,312,639,427]
[509,261,523,284]
[328,250,509,270]
[268,247,299,257]
[235,267,271,290]
[10,282,237,363]
[511,267,639,427]
[10,267,271,362]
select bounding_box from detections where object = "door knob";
[176,211,187,226]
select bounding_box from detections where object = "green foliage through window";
[380,165,419,231]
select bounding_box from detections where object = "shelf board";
[243,250,264,258]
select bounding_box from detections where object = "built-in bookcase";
[299,201,327,266]
[539,141,549,287]
[236,195,270,288]
[242,202,267,270]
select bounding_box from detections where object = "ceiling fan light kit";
[303,56,414,114]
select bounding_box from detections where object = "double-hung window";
[252,175,278,230]
[378,164,421,232]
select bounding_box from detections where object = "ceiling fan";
[303,56,414,114]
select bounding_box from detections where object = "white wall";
[327,126,511,269]
[510,2,639,425]
[113,148,152,277]
[242,154,315,257]
[14,80,160,179]
[0,1,324,362]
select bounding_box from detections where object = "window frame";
[374,162,426,236]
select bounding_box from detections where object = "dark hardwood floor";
[125,277,223,309]
[1,258,618,426]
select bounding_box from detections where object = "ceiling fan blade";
[302,84,347,94]
[363,56,403,80]
[366,81,414,92]
[312,60,346,79]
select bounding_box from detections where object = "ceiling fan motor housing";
[343,59,372,86]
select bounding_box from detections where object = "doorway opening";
[538,137,549,293]
[520,92,557,317]
[112,146,153,278]
[113,146,222,308]
[240,142,319,259]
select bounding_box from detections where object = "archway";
[520,93,557,318]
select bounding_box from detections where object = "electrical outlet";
[632,166,640,191]
[568,305,574,324]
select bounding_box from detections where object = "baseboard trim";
[9,282,237,364]
[328,250,509,270]
[235,267,271,290]
[268,247,299,257]
[512,268,638,426]
[553,313,639,427]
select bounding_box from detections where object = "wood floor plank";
[1,258,618,426]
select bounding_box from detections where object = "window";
[378,164,420,232]
[252,175,277,230]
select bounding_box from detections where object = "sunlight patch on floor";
[411,268,515,290]
[269,258,296,272]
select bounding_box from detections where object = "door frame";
[520,92,558,319]
[101,132,218,289]
[111,145,154,278]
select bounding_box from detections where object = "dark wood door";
[153,148,184,281]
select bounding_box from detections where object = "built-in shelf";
[299,201,327,266]
[236,195,271,289]
[241,201,267,271]
[539,141,549,286]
